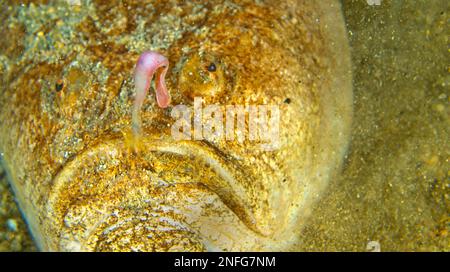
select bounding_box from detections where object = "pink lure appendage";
[132,51,170,135]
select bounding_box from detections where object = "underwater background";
[0,0,448,251]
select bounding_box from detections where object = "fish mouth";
[43,132,263,251]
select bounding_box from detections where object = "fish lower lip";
[44,135,262,250]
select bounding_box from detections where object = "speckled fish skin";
[0,0,352,251]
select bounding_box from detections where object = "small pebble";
[433,104,445,113]
[438,93,446,100]
[366,241,381,252]
[6,219,18,232]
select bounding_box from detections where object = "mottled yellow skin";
[0,0,352,251]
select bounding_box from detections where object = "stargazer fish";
[0,0,352,251]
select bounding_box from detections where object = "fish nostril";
[55,79,65,92]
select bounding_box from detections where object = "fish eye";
[207,63,216,72]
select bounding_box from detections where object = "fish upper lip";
[140,138,261,232]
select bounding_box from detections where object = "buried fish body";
[0,0,352,251]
